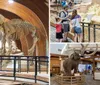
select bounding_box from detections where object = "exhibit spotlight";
[8,0,14,4]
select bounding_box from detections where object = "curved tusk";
[28,36,38,56]
[81,44,89,56]
[85,44,98,56]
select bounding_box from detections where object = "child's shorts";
[74,26,82,34]
[63,24,70,32]
[56,32,63,39]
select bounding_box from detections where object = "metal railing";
[81,22,100,42]
[0,56,49,83]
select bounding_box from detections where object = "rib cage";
[0,17,38,55]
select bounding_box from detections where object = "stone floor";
[84,74,100,85]
[50,74,100,85]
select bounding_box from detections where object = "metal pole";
[88,23,90,42]
[38,57,41,73]
[27,57,29,73]
[18,57,21,72]
[92,55,95,80]
[94,25,96,42]
[13,56,16,81]
[35,57,37,83]
[0,57,2,70]
[47,57,48,74]
[82,23,84,42]
[20,57,21,72]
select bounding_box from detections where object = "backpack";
[59,11,68,18]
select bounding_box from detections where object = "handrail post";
[94,25,96,42]
[0,57,2,70]
[47,57,48,74]
[13,56,16,81]
[82,23,84,42]
[27,56,29,73]
[18,57,21,72]
[35,56,37,83]
[71,76,72,85]
[88,23,90,42]
[20,57,21,72]
[38,57,41,73]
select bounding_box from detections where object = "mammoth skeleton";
[63,44,98,76]
[0,14,38,55]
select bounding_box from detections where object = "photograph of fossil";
[0,0,49,85]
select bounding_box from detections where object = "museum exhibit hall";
[50,44,100,85]
[50,0,100,42]
[50,0,100,85]
[1,0,100,85]
[0,0,49,85]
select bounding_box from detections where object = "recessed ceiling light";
[8,0,14,4]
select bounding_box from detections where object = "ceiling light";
[8,0,14,4]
